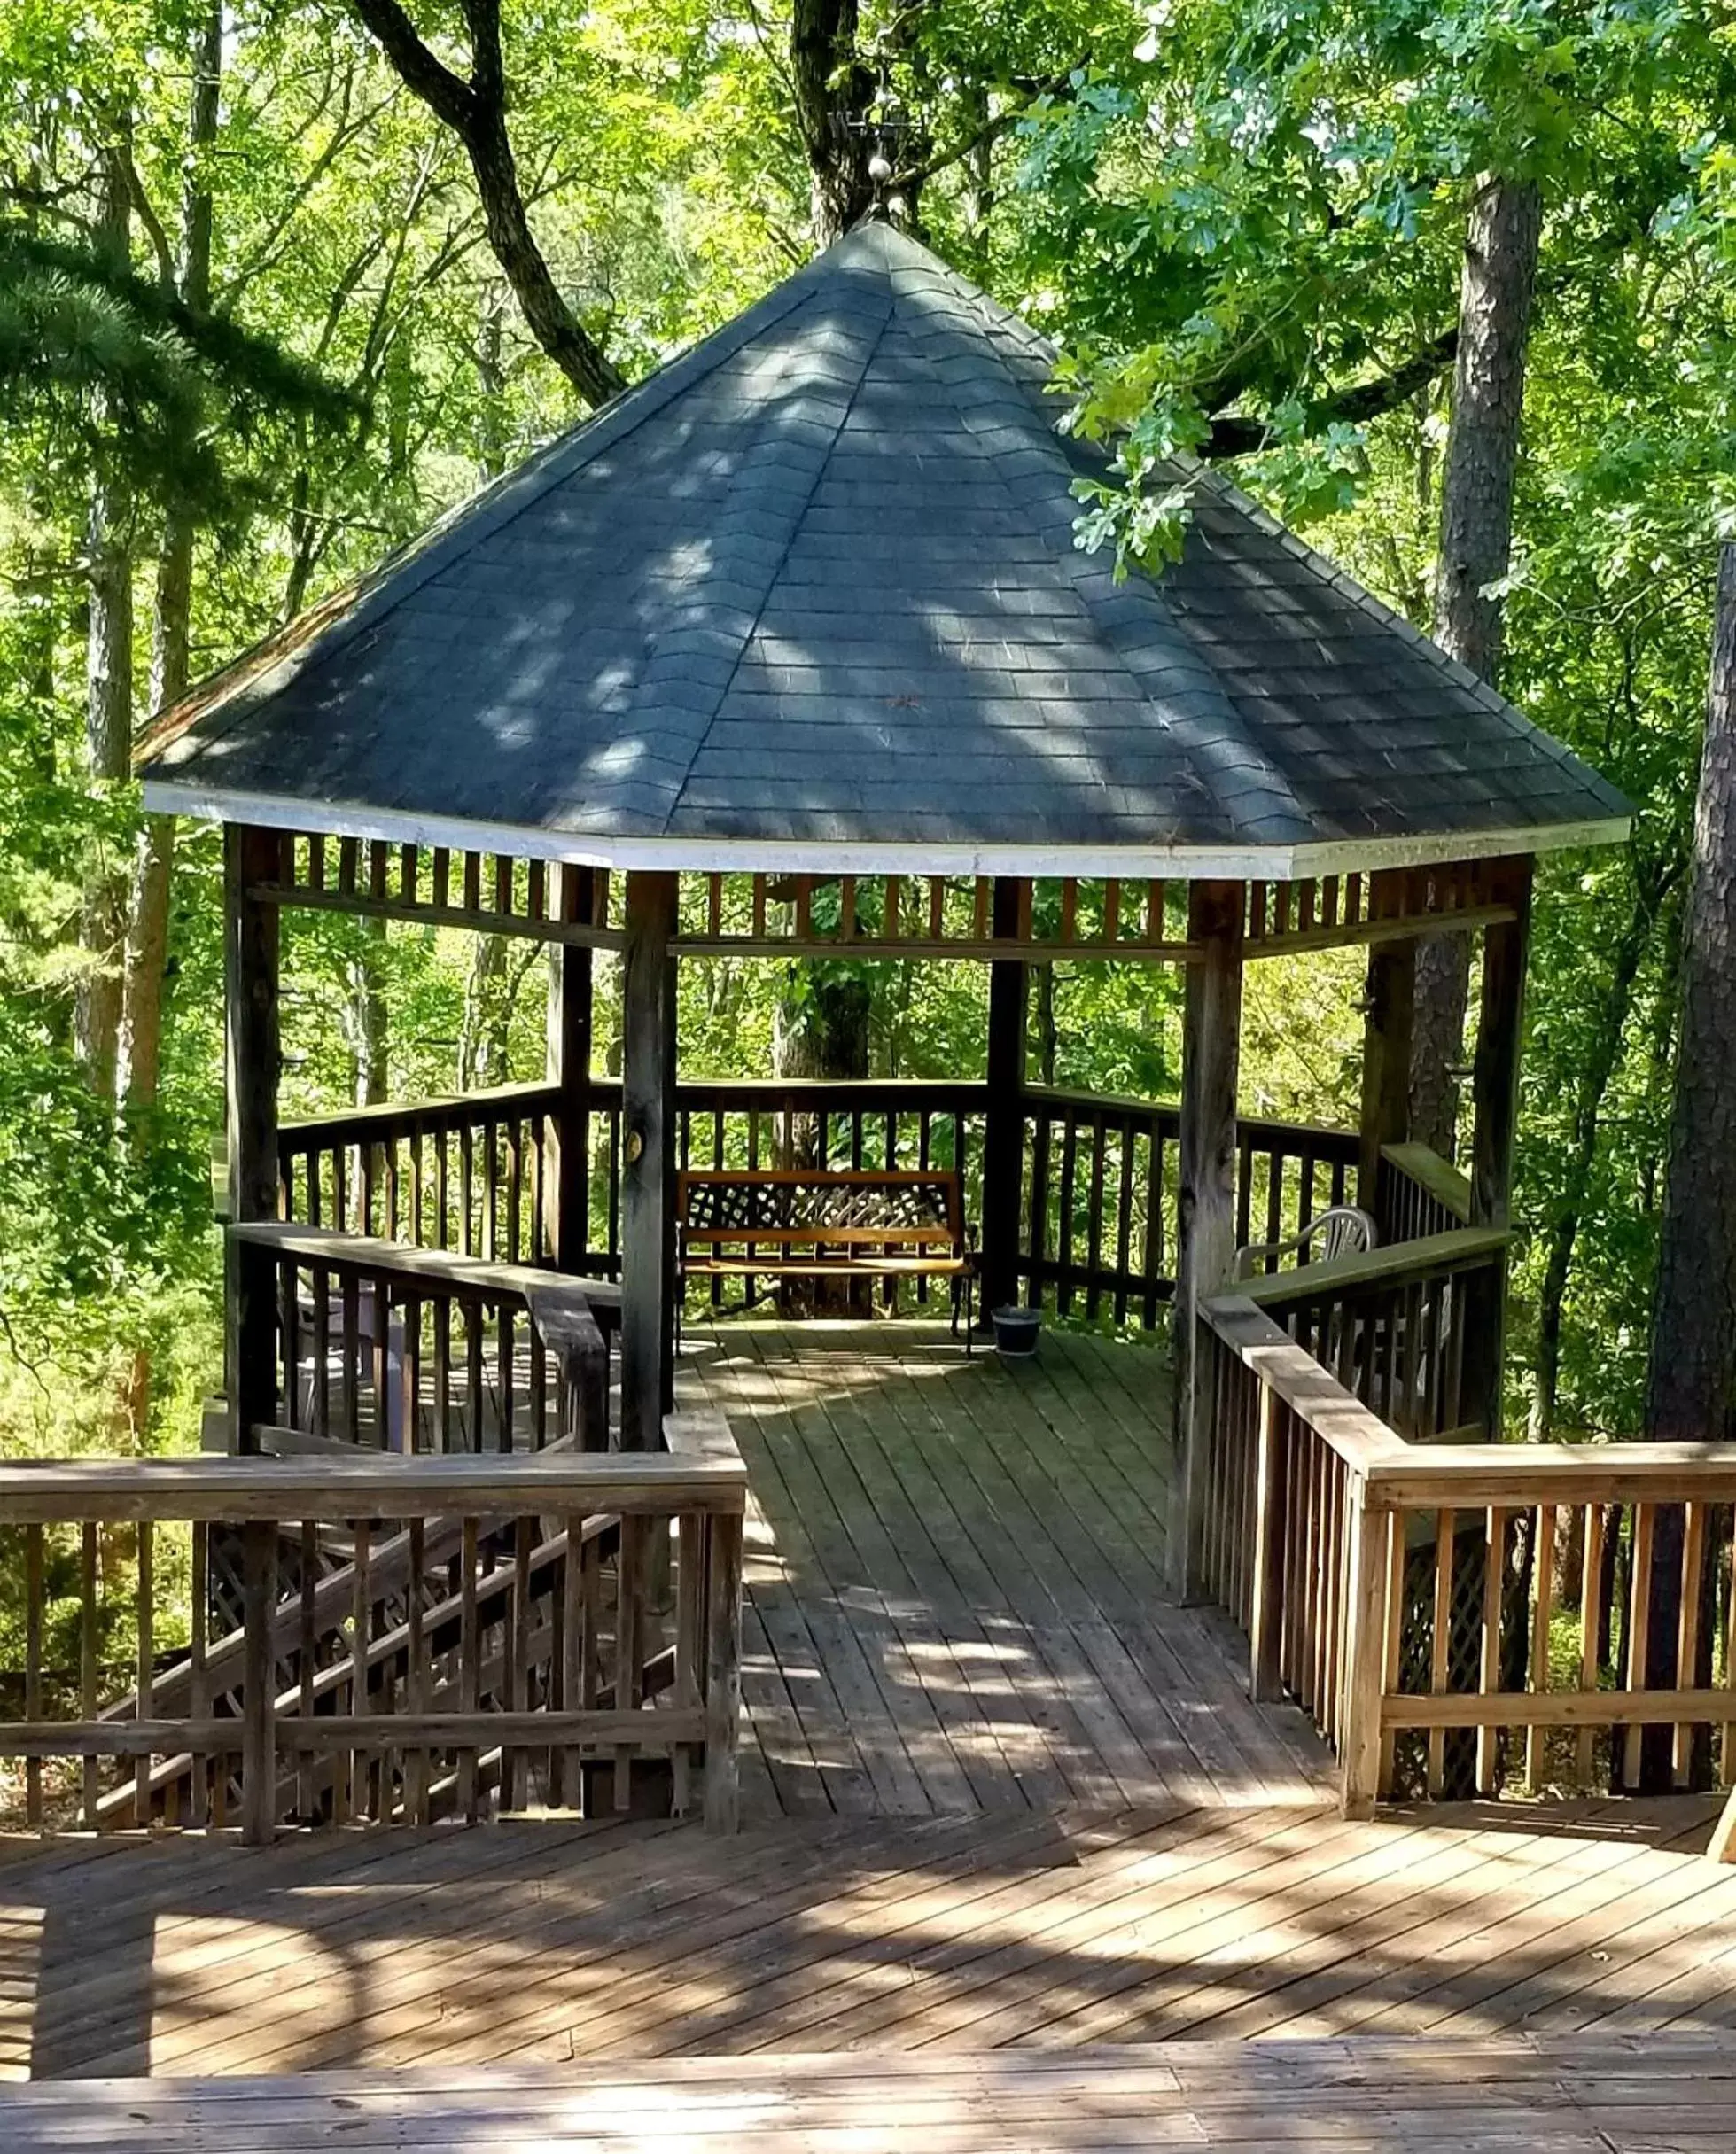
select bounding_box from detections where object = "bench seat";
[676,1168,976,1341]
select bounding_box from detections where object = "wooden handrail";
[1365,1441,1736,1506]
[1021,1084,1361,1155]
[0,1422,747,1839]
[1228,1225,1508,1312]
[1199,1297,1407,1478]
[278,1080,560,1149]
[0,1448,747,1521]
[1380,1141,1472,1225]
[1202,1242,1736,1817]
[228,1220,620,1315]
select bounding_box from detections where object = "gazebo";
[120,219,1670,1826]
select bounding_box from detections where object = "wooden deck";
[689,1322,1331,1817]
[3,1324,1736,2098]
[8,2035,1736,2150]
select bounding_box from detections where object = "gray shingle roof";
[141,222,1629,875]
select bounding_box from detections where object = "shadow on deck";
[3,1324,1736,2083]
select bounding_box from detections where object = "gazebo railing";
[1374,1140,1473,1244]
[229,1223,615,1456]
[278,1078,1375,1328]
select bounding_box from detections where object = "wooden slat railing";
[1375,1141,1473,1245]
[1200,1276,1736,1815]
[1232,1225,1507,1443]
[0,1434,746,1839]
[278,1082,562,1267]
[230,1223,617,1455]
[1020,1086,1360,1325]
[280,1080,1390,1334]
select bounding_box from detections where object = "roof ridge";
[881,252,1310,840]
[652,282,900,836]
[1176,455,1628,812]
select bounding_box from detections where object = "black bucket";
[991,1305,1041,1357]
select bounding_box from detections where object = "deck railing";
[281,1079,1368,1329]
[1375,1139,1474,1244]
[1199,1274,1736,1814]
[230,1222,616,1454]
[1228,1225,1506,1443]
[0,1421,746,1839]
[277,1083,562,1268]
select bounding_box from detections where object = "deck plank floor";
[8,2035,1736,2150]
[690,1322,1330,1819]
[2,1322,1735,2096]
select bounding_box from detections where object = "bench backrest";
[677,1169,964,1248]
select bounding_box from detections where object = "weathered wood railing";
[279,1079,1391,1332]
[277,1083,563,1266]
[0,1429,746,1838]
[1229,1225,1508,1443]
[230,1222,617,1454]
[1200,1276,1736,1814]
[1020,1088,1361,1323]
[1375,1140,1473,1244]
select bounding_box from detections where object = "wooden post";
[1171,880,1244,1601]
[1462,855,1533,1439]
[547,865,595,1272]
[1358,908,1416,1217]
[225,823,282,1454]
[1340,1475,1390,1817]
[703,1507,744,1831]
[240,1516,278,1845]
[620,871,678,1450]
[979,875,1029,1320]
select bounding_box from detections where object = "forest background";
[2,0,1732,1462]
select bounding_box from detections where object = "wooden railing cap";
[228,1221,622,1311]
[1199,1296,1409,1474]
[1230,1224,1508,1310]
[0,1445,747,1522]
[1380,1141,1473,1225]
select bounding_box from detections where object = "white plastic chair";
[1234,1203,1377,1280]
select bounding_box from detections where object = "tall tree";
[345,0,625,406]
[1408,175,1543,1157]
[118,0,223,1113]
[790,0,878,243]
[74,128,137,1102]
[1639,545,1736,1785]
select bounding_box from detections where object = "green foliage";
[0,0,1731,1479]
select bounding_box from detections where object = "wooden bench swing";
[675,1167,977,1349]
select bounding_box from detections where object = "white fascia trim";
[142,780,1631,883]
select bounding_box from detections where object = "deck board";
[7,2036,1736,2149]
[2,1323,1736,2086]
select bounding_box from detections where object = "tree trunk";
[346,919,390,1107]
[1034,964,1058,1087]
[346,0,623,407]
[458,934,508,1091]
[773,962,869,1312]
[1639,543,1736,1789]
[120,4,222,1116]
[75,134,137,1104]
[1410,175,1543,1157]
[790,0,877,242]
[773,965,871,1146]
[1528,869,1670,1439]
